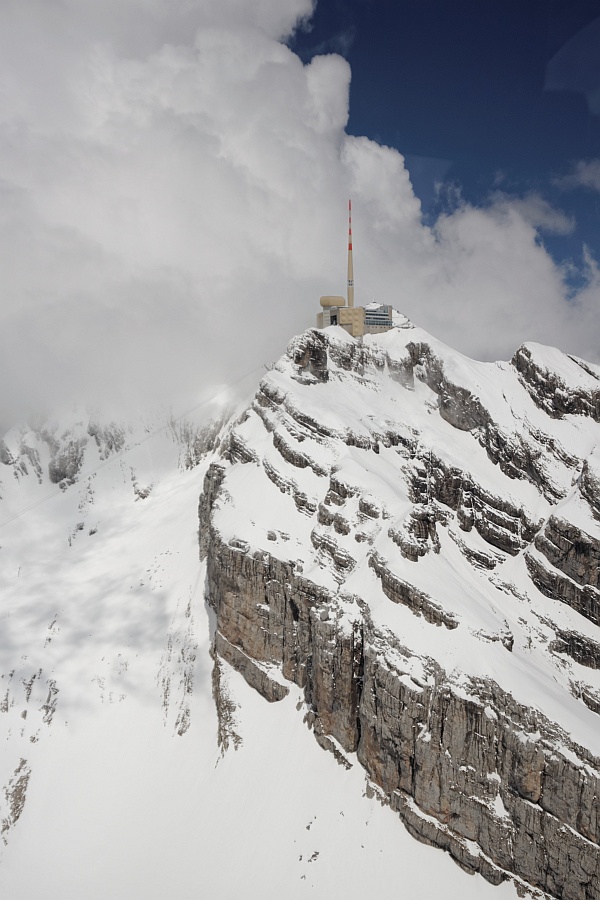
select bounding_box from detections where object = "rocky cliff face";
[201,318,600,899]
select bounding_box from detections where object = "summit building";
[316,201,394,338]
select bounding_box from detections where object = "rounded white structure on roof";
[320,295,346,308]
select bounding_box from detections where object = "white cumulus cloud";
[557,159,600,193]
[0,0,598,426]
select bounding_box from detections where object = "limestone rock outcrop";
[202,321,600,899]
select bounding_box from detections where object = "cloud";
[350,183,583,363]
[489,192,575,236]
[0,0,599,427]
[299,25,357,59]
[556,159,600,193]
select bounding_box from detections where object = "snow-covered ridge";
[203,321,600,899]
[0,378,530,900]
[3,318,600,899]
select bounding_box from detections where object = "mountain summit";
[1,317,600,898]
[202,317,600,899]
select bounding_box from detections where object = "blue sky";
[290,0,600,281]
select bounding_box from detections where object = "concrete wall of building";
[320,295,346,308]
[339,306,365,337]
[316,302,393,338]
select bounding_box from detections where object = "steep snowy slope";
[203,318,600,900]
[0,395,523,899]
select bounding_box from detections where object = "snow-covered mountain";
[1,317,600,899]
[203,317,600,900]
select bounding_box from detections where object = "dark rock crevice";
[550,630,600,670]
[410,451,540,556]
[526,551,600,627]
[535,516,600,591]
[513,345,600,422]
[405,342,571,502]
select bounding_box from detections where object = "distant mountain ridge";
[202,316,600,899]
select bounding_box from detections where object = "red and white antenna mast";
[347,199,354,308]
